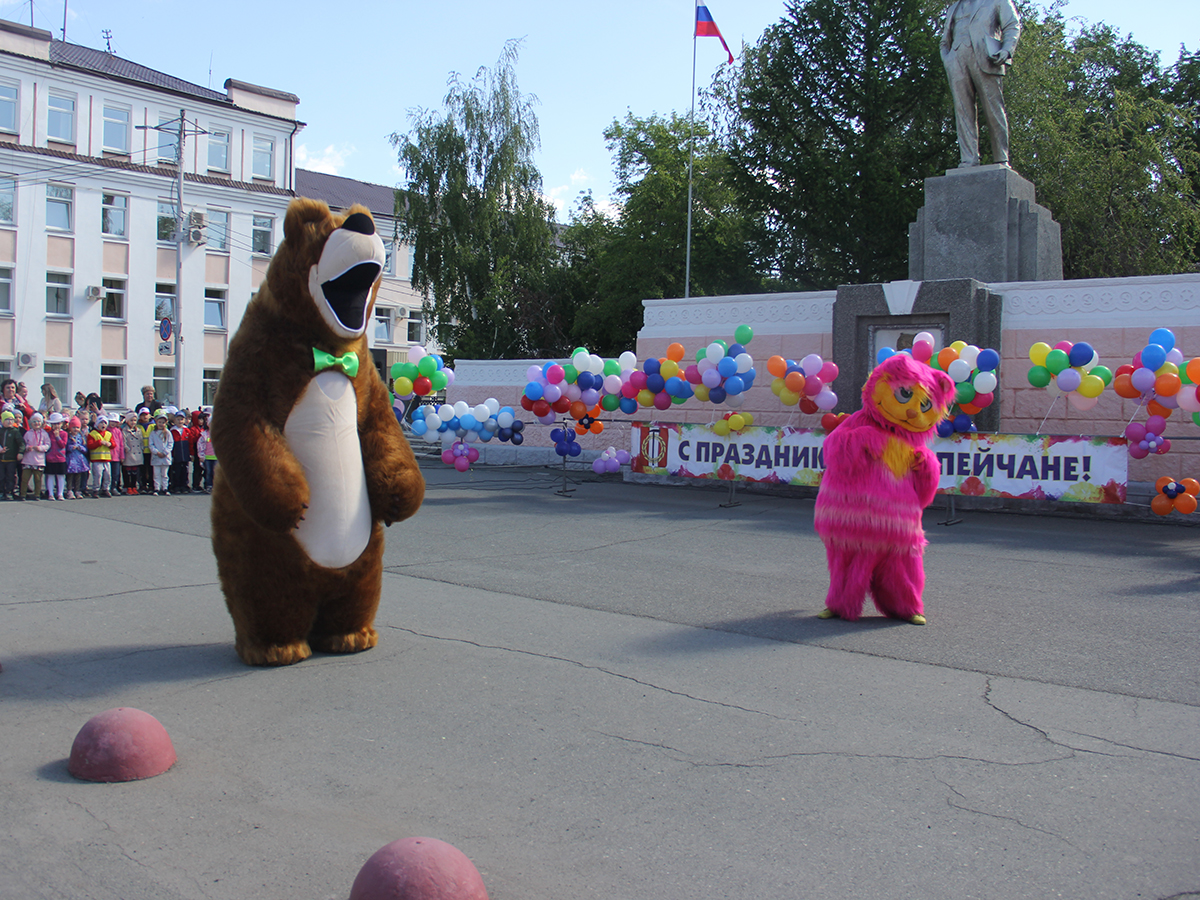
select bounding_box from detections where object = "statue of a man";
[940,0,1021,167]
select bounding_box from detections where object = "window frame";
[154,283,176,321]
[153,366,176,406]
[47,92,75,144]
[0,81,17,136]
[202,368,221,406]
[251,135,274,180]
[99,364,124,407]
[157,201,177,243]
[203,287,227,330]
[101,277,126,321]
[406,309,424,344]
[0,175,13,225]
[46,183,73,232]
[251,214,274,255]
[207,125,231,173]
[46,271,71,316]
[206,208,229,252]
[0,266,12,313]
[158,113,179,163]
[101,192,128,238]
[43,361,69,401]
[374,306,394,344]
[101,104,131,154]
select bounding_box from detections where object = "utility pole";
[174,108,185,407]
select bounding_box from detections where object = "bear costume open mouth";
[321,261,382,331]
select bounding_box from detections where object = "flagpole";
[685,8,697,301]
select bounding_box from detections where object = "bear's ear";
[284,198,333,243]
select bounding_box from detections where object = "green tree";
[1006,9,1200,277]
[390,41,557,361]
[567,112,763,356]
[712,0,956,290]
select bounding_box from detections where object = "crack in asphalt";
[0,582,220,607]
[932,774,1085,853]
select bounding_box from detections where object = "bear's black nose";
[340,212,375,236]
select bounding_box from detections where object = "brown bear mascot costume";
[211,198,425,666]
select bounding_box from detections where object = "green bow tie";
[313,348,359,378]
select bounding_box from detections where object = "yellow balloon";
[951,340,967,352]
[660,360,680,379]
[728,414,746,431]
[1156,361,1179,377]
[693,384,710,402]
[1029,341,1051,367]
[771,377,785,396]
[393,376,414,396]
[637,389,655,407]
[779,388,801,406]
[1077,374,1105,398]
[713,419,731,436]
[741,412,755,427]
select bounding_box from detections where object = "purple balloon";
[592,458,606,474]
[615,450,631,464]
[701,367,723,389]
[1145,414,1167,434]
[1125,422,1146,442]
[1130,367,1156,393]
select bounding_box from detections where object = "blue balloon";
[724,375,746,395]
[619,397,637,415]
[412,420,428,435]
[727,343,746,358]
[742,368,756,388]
[498,427,512,441]
[459,413,478,431]
[524,381,544,401]
[1141,343,1167,371]
[877,347,897,364]
[675,382,695,399]
[646,373,666,393]
[511,432,524,445]
[717,357,738,378]
[709,386,727,404]
[975,348,1000,371]
[953,413,973,433]
[510,419,525,433]
[1149,328,1175,352]
[937,419,955,438]
[478,430,493,442]
[568,442,582,457]
[643,358,661,375]
[576,371,595,391]
[665,375,684,396]
[1068,342,1094,368]
[555,442,569,457]
[550,427,565,442]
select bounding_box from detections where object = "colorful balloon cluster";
[1124,415,1170,460]
[1026,339,1112,411]
[1152,476,1200,516]
[410,400,525,446]
[441,441,480,472]
[1112,328,1200,427]
[521,348,634,424]
[390,345,454,399]
[592,447,632,475]
[683,324,759,408]
[875,333,998,435]
[767,353,839,412]
[713,411,755,436]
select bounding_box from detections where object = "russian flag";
[695,2,734,64]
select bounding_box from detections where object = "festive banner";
[630,423,1128,503]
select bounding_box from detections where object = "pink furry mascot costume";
[813,354,955,624]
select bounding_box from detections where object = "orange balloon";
[574,423,587,436]
[589,420,604,434]
[937,348,959,369]
[1187,357,1200,383]
[1176,493,1198,515]
[1113,373,1141,399]
[785,371,806,393]
[1182,478,1200,496]
[1155,373,1182,396]
[767,355,787,378]
[959,402,982,415]
[1146,399,1173,417]
[666,342,685,362]
[590,404,604,417]
[1151,494,1174,516]
[569,400,587,419]
[1156,476,1175,492]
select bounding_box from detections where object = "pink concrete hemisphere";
[350,837,489,900]
[67,707,177,783]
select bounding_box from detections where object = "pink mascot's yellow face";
[871,375,946,432]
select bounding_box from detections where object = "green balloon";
[600,393,620,411]
[429,369,449,390]
[930,354,943,371]
[1027,365,1052,387]
[955,382,976,404]
[1045,349,1069,375]
[400,362,420,381]
[572,347,589,358]
[389,362,403,379]
[417,355,438,377]
[734,324,754,345]
[696,347,707,362]
[563,364,579,384]
[671,395,687,404]
[1091,365,1113,385]
[1194,411,1200,427]
[603,358,621,376]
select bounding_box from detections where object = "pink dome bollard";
[68,707,177,782]
[350,837,489,900]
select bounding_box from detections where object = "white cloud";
[570,168,590,186]
[296,143,355,175]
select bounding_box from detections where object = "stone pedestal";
[909,165,1062,283]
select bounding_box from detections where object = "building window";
[251,215,273,254]
[252,135,274,179]
[407,244,416,281]
[204,288,226,329]
[46,272,71,315]
[208,127,230,172]
[158,113,178,162]
[0,82,16,134]
[154,283,175,321]
[206,208,229,251]
[0,266,11,311]
[406,309,423,344]
[102,105,130,153]
[99,365,124,407]
[47,93,75,143]
[374,307,394,343]
[157,201,176,242]
[44,361,69,400]
[101,192,127,237]
[101,278,125,320]
[47,184,73,231]
[383,241,396,277]
[0,176,13,223]
[153,366,175,406]
[202,369,221,406]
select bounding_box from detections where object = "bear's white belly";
[284,370,372,568]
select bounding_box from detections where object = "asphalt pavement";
[1,465,1198,900]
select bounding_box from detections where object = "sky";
[7,0,1195,220]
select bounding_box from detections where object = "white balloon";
[422,429,440,442]
[496,411,515,428]
[453,400,470,417]
[588,354,605,374]
[619,351,638,370]
[566,384,582,401]
[409,345,427,361]
[462,429,478,442]
[473,404,490,421]
[735,353,754,374]
[724,391,745,408]
[572,352,589,371]
[706,342,726,362]
[603,374,622,394]
[485,397,500,415]
[947,359,972,383]
[973,371,998,394]
[958,346,980,369]
[1176,385,1200,412]
[1082,350,1099,373]
[915,331,936,348]
[437,406,456,425]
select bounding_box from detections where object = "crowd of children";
[1,381,217,501]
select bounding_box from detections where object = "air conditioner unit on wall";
[85,285,102,299]
[188,226,206,245]
[16,351,37,368]
[188,210,206,229]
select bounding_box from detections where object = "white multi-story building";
[0,17,301,410]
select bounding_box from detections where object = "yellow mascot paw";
[908,614,927,625]
[816,608,838,620]
[237,639,312,667]
[310,627,379,654]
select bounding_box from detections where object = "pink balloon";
[546,364,565,384]
[441,449,455,465]
[1131,350,1142,369]
[803,374,823,396]
[454,456,470,472]
[1068,392,1099,411]
[466,447,480,462]
[819,361,839,383]
[1145,414,1167,434]
[973,391,994,407]
[1053,341,1073,352]
[621,381,639,399]
[1158,439,1171,454]
[1177,385,1200,413]
[912,340,933,363]
[1128,443,1149,459]
[1125,422,1146,442]
[801,354,824,376]
[630,371,648,391]
[653,391,672,410]
[685,365,703,384]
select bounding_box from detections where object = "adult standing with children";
[940,0,1021,168]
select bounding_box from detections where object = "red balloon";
[532,399,551,417]
[412,376,433,396]
[520,394,535,411]
[551,396,572,413]
[799,397,819,414]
